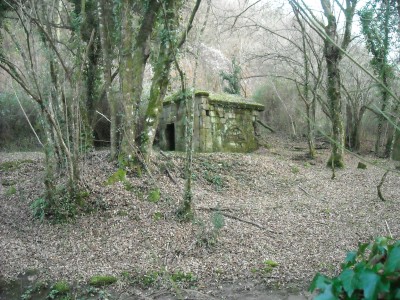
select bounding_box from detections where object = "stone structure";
[159,91,264,152]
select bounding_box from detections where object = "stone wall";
[159,92,264,153]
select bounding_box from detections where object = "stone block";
[201,104,210,110]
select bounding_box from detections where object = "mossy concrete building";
[159,91,264,153]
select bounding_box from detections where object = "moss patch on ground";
[89,275,117,287]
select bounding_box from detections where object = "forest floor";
[0,134,399,299]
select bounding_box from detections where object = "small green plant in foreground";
[170,271,196,284]
[47,280,70,299]
[148,188,161,203]
[134,269,197,289]
[310,237,400,299]
[291,166,300,174]
[20,281,47,300]
[196,209,225,247]
[84,286,111,299]
[89,275,117,287]
[105,169,126,185]
[153,211,163,221]
[137,271,162,288]
[30,197,48,221]
[51,281,70,294]
[251,259,279,275]
[6,185,17,196]
[204,171,224,190]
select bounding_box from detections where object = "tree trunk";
[386,102,399,158]
[359,0,392,156]
[178,0,211,221]
[119,0,136,160]
[140,51,172,161]
[325,50,345,168]
[139,0,202,162]
[321,0,356,168]
[351,113,364,152]
[299,10,316,158]
[119,0,161,163]
[98,0,117,159]
[375,79,390,156]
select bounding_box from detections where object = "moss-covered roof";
[164,90,264,111]
[208,93,264,111]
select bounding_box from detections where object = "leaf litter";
[0,136,399,297]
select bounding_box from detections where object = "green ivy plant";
[310,237,400,299]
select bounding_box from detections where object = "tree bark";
[119,0,161,162]
[140,0,202,162]
[321,0,357,168]
[178,0,210,221]
[98,0,117,159]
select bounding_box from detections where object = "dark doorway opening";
[165,123,175,150]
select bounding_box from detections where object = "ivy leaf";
[309,274,332,292]
[339,269,355,297]
[395,288,400,298]
[377,277,390,295]
[357,269,380,300]
[385,246,400,274]
[357,242,370,257]
[343,251,357,267]
[314,284,337,300]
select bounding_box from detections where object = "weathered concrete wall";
[159,92,264,153]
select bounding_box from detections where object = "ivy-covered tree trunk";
[83,1,101,144]
[321,0,357,168]
[359,0,394,157]
[140,0,202,162]
[140,48,172,161]
[325,49,345,167]
[119,0,161,163]
[374,3,391,157]
[98,0,118,159]
[119,0,136,160]
[69,0,100,149]
[386,102,399,158]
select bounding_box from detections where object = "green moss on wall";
[208,93,264,110]
[161,90,263,153]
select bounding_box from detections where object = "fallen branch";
[377,170,390,201]
[222,212,266,230]
[160,150,169,159]
[256,120,275,133]
[298,185,324,201]
[165,167,178,185]
[198,206,239,213]
[293,146,307,151]
[198,207,276,232]
[385,220,393,238]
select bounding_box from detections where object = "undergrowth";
[310,237,400,299]
[30,186,90,223]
